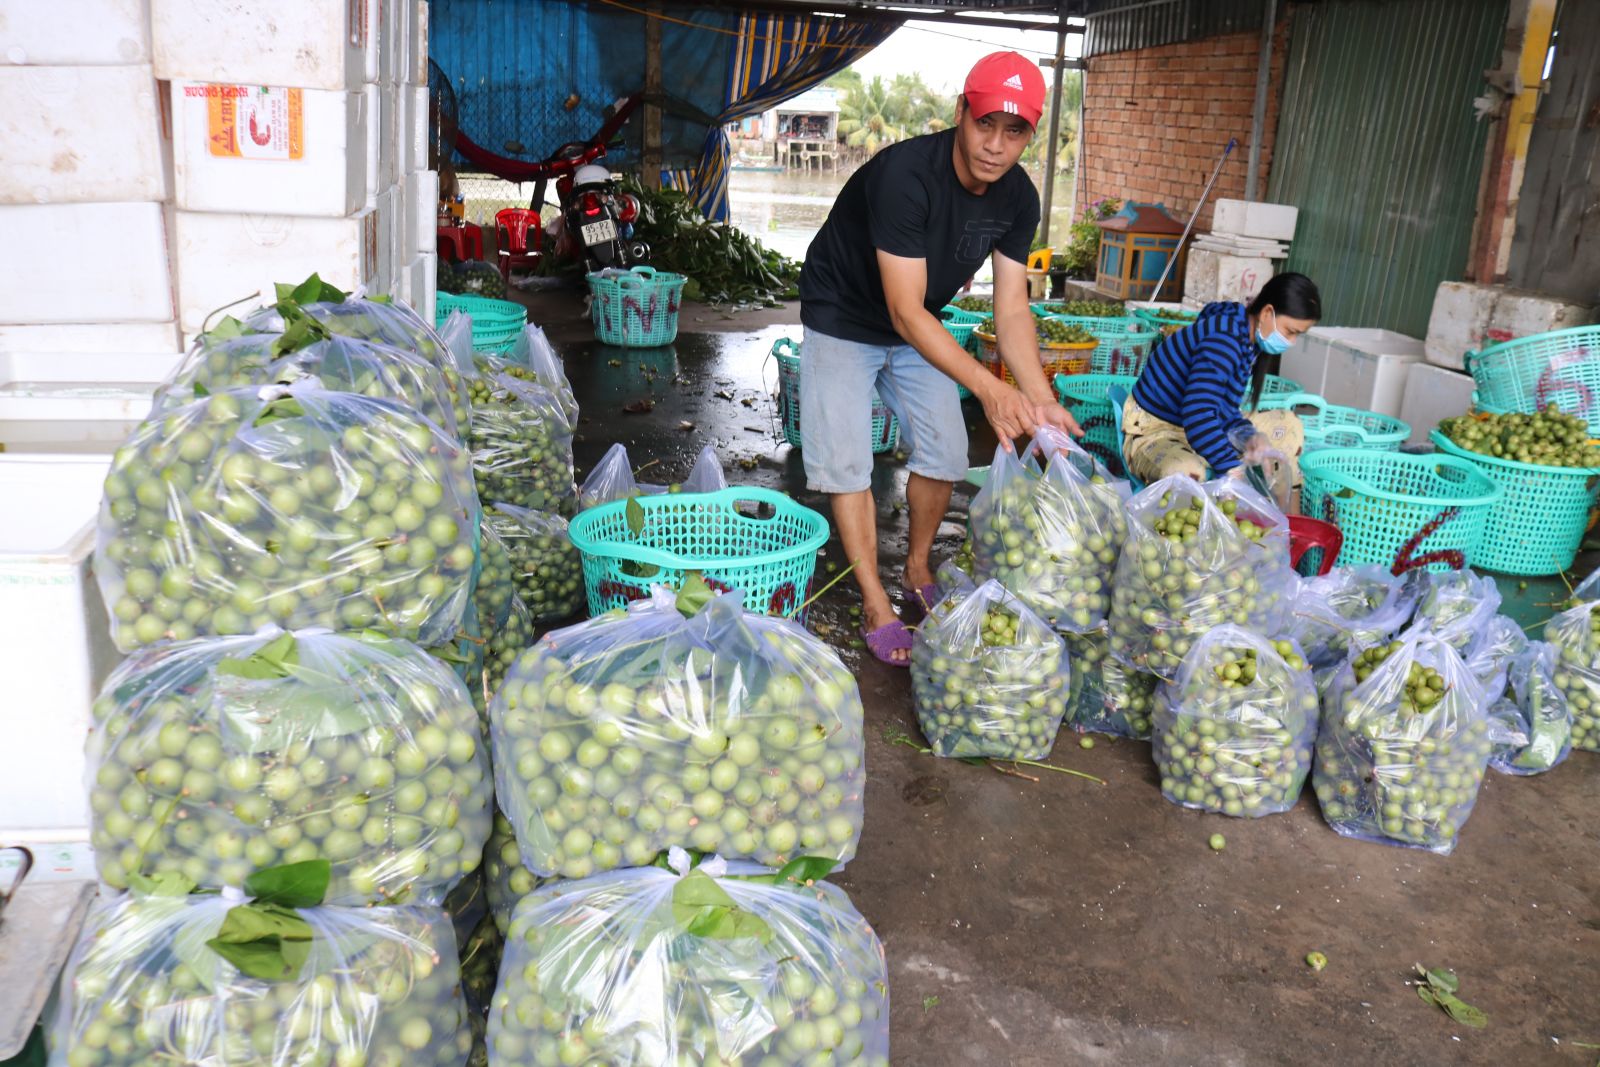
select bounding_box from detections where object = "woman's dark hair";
[1244,272,1321,410]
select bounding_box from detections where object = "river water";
[727,164,1079,269]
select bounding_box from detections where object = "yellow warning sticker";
[200,85,304,161]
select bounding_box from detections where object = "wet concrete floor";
[530,292,1599,1067]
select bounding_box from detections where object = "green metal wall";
[1268,0,1508,336]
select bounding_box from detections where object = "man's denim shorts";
[798,328,968,494]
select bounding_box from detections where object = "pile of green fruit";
[971,438,1128,632]
[156,330,462,440]
[1313,638,1493,853]
[490,594,866,878]
[951,295,993,313]
[488,862,890,1067]
[910,580,1070,760]
[484,811,551,935]
[1108,482,1292,680]
[1487,642,1572,774]
[96,385,479,651]
[466,356,577,516]
[86,631,492,904]
[977,317,1098,347]
[52,896,470,1067]
[1546,600,1600,752]
[1035,300,1125,318]
[1152,632,1318,817]
[1439,406,1600,468]
[429,603,489,730]
[1063,628,1160,739]
[444,260,508,300]
[488,504,584,623]
[1411,570,1500,659]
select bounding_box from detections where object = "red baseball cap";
[963,51,1047,128]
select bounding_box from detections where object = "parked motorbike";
[557,162,649,272]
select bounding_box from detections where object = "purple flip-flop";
[901,581,942,616]
[861,619,913,667]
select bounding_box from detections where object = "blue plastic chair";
[1105,384,1145,492]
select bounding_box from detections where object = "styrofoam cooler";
[0,322,182,355]
[1424,281,1595,371]
[0,0,151,65]
[0,203,175,323]
[0,65,171,204]
[403,85,429,173]
[152,0,379,90]
[1399,362,1477,445]
[380,0,407,86]
[376,184,401,289]
[0,454,118,847]
[398,253,436,324]
[1294,327,1424,418]
[1211,199,1298,242]
[0,350,179,453]
[377,84,401,192]
[1184,248,1276,305]
[172,80,373,217]
[408,0,429,84]
[174,206,386,337]
[402,169,439,261]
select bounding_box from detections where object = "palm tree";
[835,76,906,154]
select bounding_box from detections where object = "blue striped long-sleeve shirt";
[1131,301,1257,473]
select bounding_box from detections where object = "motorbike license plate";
[581,218,619,245]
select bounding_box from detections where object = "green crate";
[1429,431,1600,576]
[585,266,687,347]
[1054,373,1138,478]
[1030,301,1126,319]
[567,487,830,618]
[939,314,978,400]
[435,291,528,352]
[771,337,899,453]
[1300,449,1501,574]
[941,302,990,325]
[1256,392,1410,451]
[1464,325,1600,434]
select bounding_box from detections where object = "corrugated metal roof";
[1083,0,1264,58]
[1267,0,1507,337]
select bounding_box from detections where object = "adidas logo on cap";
[1002,73,1025,90]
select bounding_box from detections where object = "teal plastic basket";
[1054,372,1138,478]
[1464,325,1600,434]
[1256,392,1410,451]
[1429,431,1600,575]
[1132,306,1198,332]
[435,291,528,352]
[941,302,991,325]
[586,266,687,347]
[566,487,830,618]
[1029,301,1126,319]
[940,313,978,399]
[771,337,899,453]
[1300,449,1502,574]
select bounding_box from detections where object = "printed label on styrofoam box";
[195,84,304,161]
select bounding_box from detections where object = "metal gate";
[1267,0,1508,336]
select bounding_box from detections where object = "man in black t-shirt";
[798,51,1080,665]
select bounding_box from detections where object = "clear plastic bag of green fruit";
[1286,564,1420,669]
[490,589,866,879]
[1313,633,1491,854]
[504,323,579,426]
[970,427,1130,634]
[488,850,890,1067]
[161,321,462,438]
[50,891,468,1067]
[484,811,553,935]
[431,600,489,731]
[86,629,492,904]
[1487,641,1572,775]
[1464,614,1527,704]
[489,502,583,623]
[910,579,1071,760]
[96,382,479,652]
[1152,627,1318,818]
[1108,476,1294,681]
[1409,569,1501,660]
[1546,599,1600,752]
[463,353,577,516]
[576,442,727,511]
[1063,627,1160,739]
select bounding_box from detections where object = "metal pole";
[1152,138,1236,301]
[643,1,663,190]
[1245,0,1277,201]
[1038,24,1069,245]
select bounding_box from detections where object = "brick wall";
[1080,17,1292,234]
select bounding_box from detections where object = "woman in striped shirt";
[1123,273,1322,495]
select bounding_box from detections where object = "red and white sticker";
[205,85,304,161]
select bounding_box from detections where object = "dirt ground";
[512,282,1600,1067]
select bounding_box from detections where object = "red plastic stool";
[496,208,543,284]
[1289,515,1343,576]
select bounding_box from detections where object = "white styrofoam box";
[0,321,181,355]
[377,83,400,192]
[1211,199,1298,242]
[0,454,117,837]
[1279,339,1327,397]
[397,252,436,324]
[1301,327,1424,417]
[0,203,175,323]
[174,206,384,335]
[1486,289,1595,350]
[365,83,382,205]
[408,0,429,85]
[0,835,95,882]
[376,184,401,286]
[0,350,179,422]
[172,81,373,218]
[0,65,171,204]
[402,169,439,262]
[0,0,150,65]
[404,85,428,173]
[1424,281,1495,371]
[379,0,402,86]
[151,0,378,91]
[1399,362,1478,445]
[1183,249,1276,306]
